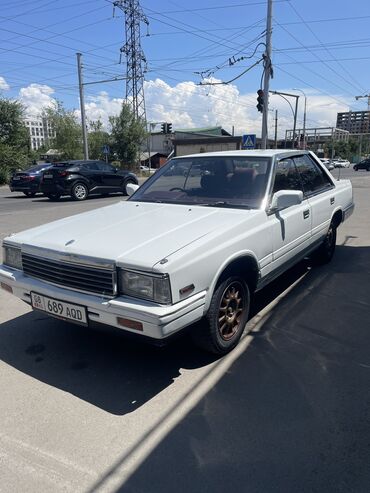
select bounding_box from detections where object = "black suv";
[353,159,370,171]
[40,160,138,201]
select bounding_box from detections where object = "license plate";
[43,174,53,179]
[13,177,21,181]
[31,292,88,326]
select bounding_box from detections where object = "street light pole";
[269,91,299,148]
[293,89,307,149]
[261,0,273,150]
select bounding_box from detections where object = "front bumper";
[0,265,207,340]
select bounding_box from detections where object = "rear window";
[26,164,52,173]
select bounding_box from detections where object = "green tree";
[88,120,110,160]
[0,97,30,184]
[43,102,83,160]
[109,103,147,170]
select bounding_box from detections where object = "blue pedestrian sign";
[242,134,256,149]
[102,144,110,155]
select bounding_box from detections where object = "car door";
[80,162,102,191]
[97,162,122,190]
[293,154,336,246]
[269,157,312,271]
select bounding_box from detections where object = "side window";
[83,162,99,171]
[272,158,303,193]
[294,155,332,194]
[97,162,114,172]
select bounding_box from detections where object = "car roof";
[173,149,312,160]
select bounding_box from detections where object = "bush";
[0,166,10,185]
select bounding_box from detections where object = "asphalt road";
[0,168,369,492]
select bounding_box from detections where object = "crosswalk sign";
[242,134,256,149]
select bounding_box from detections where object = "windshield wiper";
[204,201,251,209]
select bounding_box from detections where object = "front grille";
[22,253,116,297]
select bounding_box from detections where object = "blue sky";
[1,0,369,136]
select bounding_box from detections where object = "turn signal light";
[117,317,143,331]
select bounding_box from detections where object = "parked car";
[9,163,53,197]
[140,165,156,174]
[353,159,370,171]
[332,158,350,168]
[40,160,138,200]
[1,150,354,355]
[320,159,334,171]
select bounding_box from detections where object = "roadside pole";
[76,53,89,160]
[274,109,278,149]
[261,0,273,150]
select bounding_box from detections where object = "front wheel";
[71,182,89,201]
[193,276,250,355]
[354,166,358,171]
[315,223,337,264]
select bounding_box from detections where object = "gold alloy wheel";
[218,281,245,341]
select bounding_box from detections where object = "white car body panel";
[1,150,354,342]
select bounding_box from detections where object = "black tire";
[46,193,60,201]
[315,223,337,264]
[354,166,358,171]
[23,191,36,197]
[123,179,137,196]
[193,276,250,355]
[71,182,89,201]
[367,167,370,172]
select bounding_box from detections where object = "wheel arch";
[331,208,343,228]
[206,252,260,312]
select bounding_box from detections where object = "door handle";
[330,197,335,205]
[303,210,310,219]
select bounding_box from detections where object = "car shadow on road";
[93,244,369,493]
[0,257,311,417]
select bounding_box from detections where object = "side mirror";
[270,190,303,212]
[126,183,139,196]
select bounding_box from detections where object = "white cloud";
[0,76,10,91]
[15,78,350,139]
[83,91,124,128]
[18,83,56,116]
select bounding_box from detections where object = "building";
[336,111,370,134]
[139,152,168,169]
[173,126,242,156]
[24,116,55,151]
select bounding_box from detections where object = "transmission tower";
[113,0,149,122]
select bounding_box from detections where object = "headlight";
[119,270,172,304]
[3,244,22,270]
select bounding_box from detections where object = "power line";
[287,1,367,95]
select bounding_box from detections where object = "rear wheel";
[71,182,89,201]
[23,191,36,197]
[193,276,250,355]
[315,223,337,264]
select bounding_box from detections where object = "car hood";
[7,201,259,271]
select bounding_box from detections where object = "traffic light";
[256,89,264,113]
[161,123,166,134]
[167,123,172,133]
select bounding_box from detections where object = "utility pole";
[76,53,89,160]
[293,96,299,149]
[274,109,278,149]
[261,0,273,150]
[293,89,307,149]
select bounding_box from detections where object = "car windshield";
[130,156,272,209]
